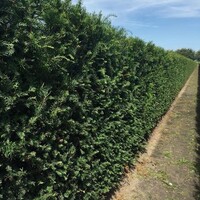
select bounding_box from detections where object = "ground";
[110,66,200,200]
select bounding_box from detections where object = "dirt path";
[111,66,200,200]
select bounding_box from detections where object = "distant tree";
[195,50,200,62]
[176,48,196,60]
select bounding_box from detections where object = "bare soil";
[111,66,200,200]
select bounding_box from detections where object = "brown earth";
[110,66,200,200]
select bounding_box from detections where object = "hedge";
[0,0,196,199]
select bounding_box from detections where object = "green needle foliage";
[0,0,196,199]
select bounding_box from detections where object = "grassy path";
[111,66,200,200]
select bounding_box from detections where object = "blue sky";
[71,0,200,51]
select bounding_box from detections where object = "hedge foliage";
[0,0,196,199]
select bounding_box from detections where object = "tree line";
[175,48,200,61]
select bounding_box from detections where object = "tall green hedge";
[0,0,196,199]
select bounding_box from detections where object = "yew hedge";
[0,0,196,199]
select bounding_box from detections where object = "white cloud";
[71,0,200,33]
[72,0,200,18]
[161,5,200,18]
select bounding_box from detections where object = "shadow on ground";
[195,64,200,200]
